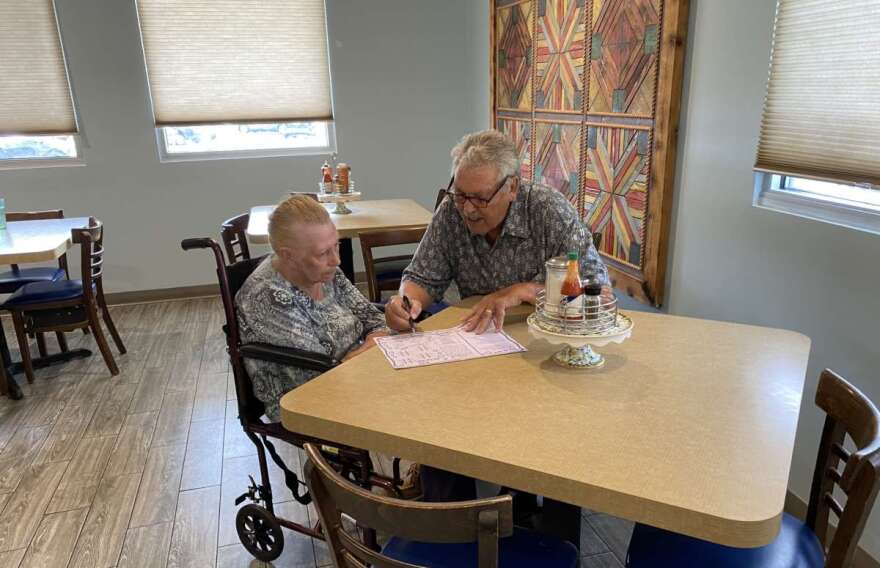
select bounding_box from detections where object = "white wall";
[666,0,880,558]
[0,0,484,292]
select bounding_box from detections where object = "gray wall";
[666,0,880,558]
[0,0,484,291]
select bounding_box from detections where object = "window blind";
[136,0,333,126]
[755,0,880,188]
[0,0,77,135]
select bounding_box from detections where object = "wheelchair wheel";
[236,504,284,562]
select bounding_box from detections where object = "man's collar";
[498,183,530,239]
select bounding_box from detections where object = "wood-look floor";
[0,298,633,567]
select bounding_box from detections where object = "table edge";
[281,407,785,548]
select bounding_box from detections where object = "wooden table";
[281,300,811,548]
[247,199,433,281]
[0,217,93,399]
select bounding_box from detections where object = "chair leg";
[10,312,35,384]
[56,332,68,353]
[36,333,48,358]
[87,307,118,376]
[98,299,126,354]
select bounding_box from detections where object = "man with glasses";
[386,129,608,336]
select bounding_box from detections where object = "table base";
[541,499,582,551]
[0,316,92,400]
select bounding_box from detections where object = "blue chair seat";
[625,513,824,567]
[3,279,85,307]
[382,527,578,568]
[0,266,65,294]
[374,257,412,283]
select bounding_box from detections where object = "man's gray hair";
[450,130,520,180]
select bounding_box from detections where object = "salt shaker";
[544,256,568,315]
[583,281,603,323]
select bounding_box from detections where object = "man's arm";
[385,280,434,332]
[385,204,456,331]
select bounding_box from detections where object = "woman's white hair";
[450,130,519,180]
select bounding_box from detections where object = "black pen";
[401,295,417,333]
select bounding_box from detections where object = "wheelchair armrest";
[240,342,337,373]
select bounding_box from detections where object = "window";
[0,135,78,161]
[0,1,81,168]
[753,0,880,235]
[754,175,880,235]
[137,0,335,161]
[157,121,334,161]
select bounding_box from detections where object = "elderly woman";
[236,194,386,422]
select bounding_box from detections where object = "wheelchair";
[181,237,406,562]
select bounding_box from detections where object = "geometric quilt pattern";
[534,121,581,205]
[496,1,534,110]
[497,117,533,181]
[536,0,586,112]
[583,126,648,266]
[588,0,659,115]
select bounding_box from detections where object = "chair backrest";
[222,254,269,422]
[358,228,426,303]
[805,369,880,568]
[435,188,447,211]
[221,213,251,264]
[304,443,513,568]
[8,209,68,275]
[71,217,104,301]
[435,174,456,212]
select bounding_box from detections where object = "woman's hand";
[343,331,388,361]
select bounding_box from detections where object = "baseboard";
[104,284,219,306]
[786,490,879,567]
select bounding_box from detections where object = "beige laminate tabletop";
[0,217,91,264]
[281,300,811,548]
[247,199,433,243]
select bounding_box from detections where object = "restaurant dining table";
[281,298,811,550]
[246,199,433,281]
[0,217,93,399]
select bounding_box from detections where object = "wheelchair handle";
[181,237,214,251]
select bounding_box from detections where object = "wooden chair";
[358,228,425,303]
[180,237,405,563]
[435,187,447,211]
[3,218,126,382]
[304,443,578,568]
[221,213,252,263]
[626,369,880,568]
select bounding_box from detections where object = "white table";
[247,200,433,281]
[0,217,92,264]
